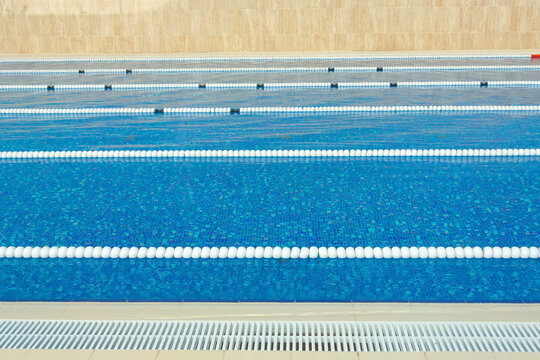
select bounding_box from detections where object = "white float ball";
[473,246,483,258]
[208,247,219,258]
[409,247,419,258]
[14,246,25,258]
[182,246,193,259]
[82,246,93,258]
[263,246,273,258]
[227,247,237,259]
[281,247,291,259]
[300,247,309,259]
[191,247,201,258]
[92,246,103,258]
[200,247,211,259]
[58,246,68,258]
[135,247,147,258]
[254,246,264,258]
[236,247,246,259]
[492,247,502,258]
[502,247,512,258]
[401,247,410,259]
[529,247,538,259]
[364,247,374,258]
[155,247,165,258]
[309,247,318,258]
[511,247,520,258]
[428,247,438,258]
[245,247,255,258]
[218,247,228,258]
[49,246,59,258]
[446,247,456,259]
[127,247,137,258]
[382,247,392,258]
[464,246,474,258]
[101,246,111,258]
[75,246,85,258]
[355,247,365,258]
[336,247,346,258]
[318,247,328,258]
[145,247,156,258]
[23,246,33,258]
[482,247,493,258]
[31,247,41,258]
[345,247,355,258]
[119,247,129,258]
[290,247,300,259]
[418,247,429,258]
[436,247,446,258]
[520,247,530,258]
[5,246,15,258]
[39,246,49,258]
[110,247,121,258]
[327,247,337,258]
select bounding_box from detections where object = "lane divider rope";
[0,65,539,74]
[0,54,532,62]
[2,81,540,91]
[1,105,539,115]
[1,149,538,159]
[0,245,537,259]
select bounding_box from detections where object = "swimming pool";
[0,56,538,302]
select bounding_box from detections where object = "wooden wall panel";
[0,0,538,54]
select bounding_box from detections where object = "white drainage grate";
[0,320,538,352]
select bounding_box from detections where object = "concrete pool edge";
[1,302,538,322]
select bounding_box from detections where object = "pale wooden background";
[1,0,538,54]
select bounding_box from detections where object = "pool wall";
[1,0,539,54]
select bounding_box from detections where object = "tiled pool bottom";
[0,257,537,302]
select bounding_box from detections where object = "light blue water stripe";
[0,65,539,74]
[1,80,540,91]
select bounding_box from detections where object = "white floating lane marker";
[0,149,538,159]
[0,245,537,259]
[1,105,540,115]
[0,54,531,62]
[0,65,539,74]
[2,81,540,91]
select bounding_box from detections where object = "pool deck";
[1,302,539,322]
[0,302,538,359]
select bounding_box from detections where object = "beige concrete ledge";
[0,302,538,322]
[0,50,539,59]
[0,349,539,360]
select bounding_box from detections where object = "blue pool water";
[0,58,538,302]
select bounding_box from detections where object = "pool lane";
[0,113,538,151]
[2,69,540,85]
[1,157,537,249]
[0,257,538,301]
[1,87,540,110]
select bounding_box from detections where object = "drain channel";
[0,320,537,352]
